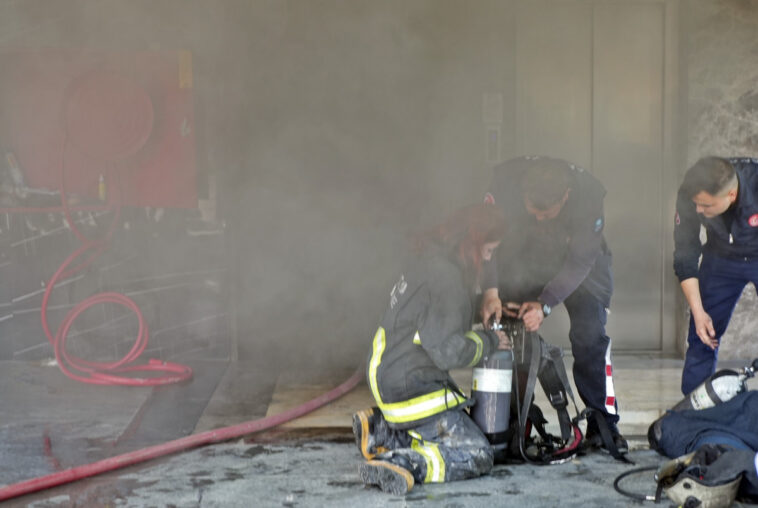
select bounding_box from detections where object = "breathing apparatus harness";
[502,317,630,465]
[501,318,577,464]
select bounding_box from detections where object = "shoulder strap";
[516,330,543,462]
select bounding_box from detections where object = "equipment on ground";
[673,359,758,412]
[473,317,588,464]
[613,445,748,507]
[655,444,747,508]
[649,358,758,452]
[471,315,629,464]
[509,318,586,464]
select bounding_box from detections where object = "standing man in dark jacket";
[479,156,625,452]
[352,204,510,495]
[674,156,758,395]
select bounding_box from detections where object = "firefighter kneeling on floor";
[352,203,511,495]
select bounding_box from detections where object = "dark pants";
[373,410,494,484]
[682,253,758,395]
[502,282,619,427]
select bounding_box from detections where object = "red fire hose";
[0,77,365,502]
[33,132,193,385]
[0,367,364,502]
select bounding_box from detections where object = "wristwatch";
[539,300,551,317]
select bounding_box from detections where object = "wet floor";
[3,356,757,507]
[8,432,670,508]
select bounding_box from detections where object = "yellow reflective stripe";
[369,327,466,424]
[380,390,465,423]
[368,327,387,409]
[411,439,445,483]
[412,331,421,345]
[428,442,445,482]
[464,331,484,367]
[407,430,422,440]
[411,439,434,483]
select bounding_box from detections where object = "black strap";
[585,409,633,464]
[506,318,586,464]
[528,405,550,442]
[518,331,543,462]
[654,482,664,503]
[547,346,581,416]
[539,346,578,442]
[703,377,724,406]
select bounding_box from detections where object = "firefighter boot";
[352,407,388,460]
[585,423,629,455]
[360,457,415,495]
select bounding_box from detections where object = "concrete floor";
[2,354,757,507]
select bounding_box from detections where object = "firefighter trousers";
[371,408,494,484]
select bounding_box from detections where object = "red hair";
[414,203,506,282]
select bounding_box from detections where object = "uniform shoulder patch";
[749,214,758,227]
[390,275,408,309]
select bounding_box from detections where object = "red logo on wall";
[484,192,495,205]
[749,214,758,227]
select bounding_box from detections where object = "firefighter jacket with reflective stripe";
[367,246,497,429]
[674,158,758,281]
[482,156,613,308]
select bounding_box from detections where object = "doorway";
[513,0,679,351]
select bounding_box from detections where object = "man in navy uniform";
[674,156,758,395]
[480,156,625,453]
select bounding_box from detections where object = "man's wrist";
[537,298,551,317]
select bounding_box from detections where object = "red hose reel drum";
[64,70,155,162]
[0,49,198,207]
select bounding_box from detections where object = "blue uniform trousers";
[682,253,758,395]
[563,286,619,427]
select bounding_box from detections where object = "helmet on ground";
[656,444,746,508]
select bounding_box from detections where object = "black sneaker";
[352,407,388,460]
[585,426,628,455]
[360,460,414,495]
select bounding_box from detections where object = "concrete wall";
[682,0,758,359]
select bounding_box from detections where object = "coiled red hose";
[0,367,363,502]
[40,239,192,385]
[36,136,192,385]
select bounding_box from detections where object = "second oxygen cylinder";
[673,359,758,411]
[471,349,513,444]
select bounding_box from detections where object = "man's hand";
[518,301,544,332]
[692,310,718,349]
[680,278,718,350]
[503,301,520,318]
[480,288,502,325]
[494,330,512,350]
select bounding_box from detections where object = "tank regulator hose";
[612,464,661,502]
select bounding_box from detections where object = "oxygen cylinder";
[471,349,513,445]
[673,358,758,411]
